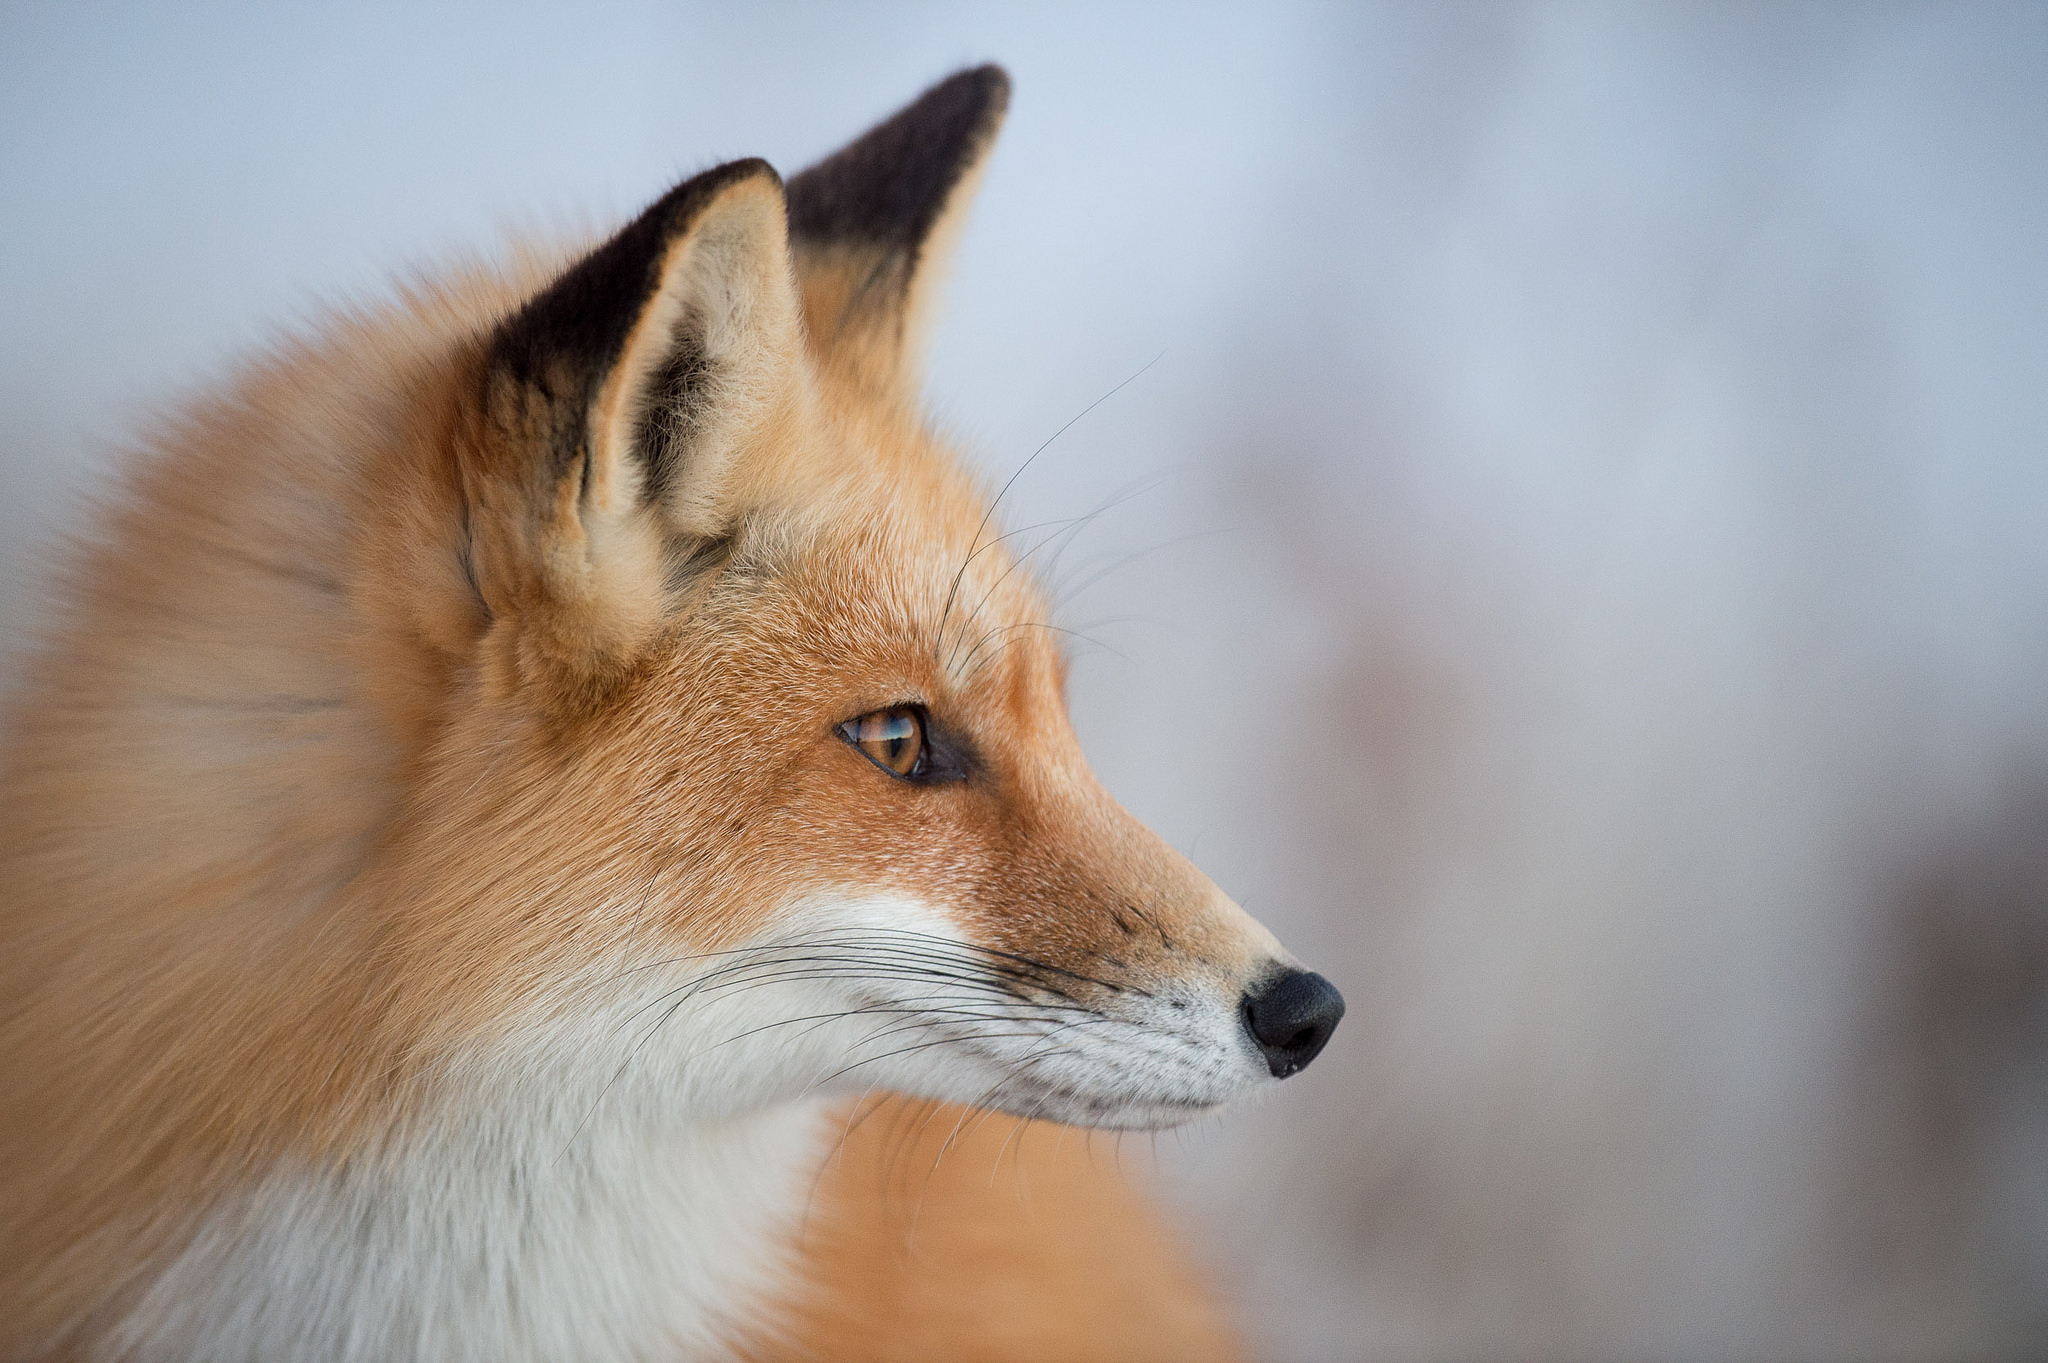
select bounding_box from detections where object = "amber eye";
[838,706,927,779]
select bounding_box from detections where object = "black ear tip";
[787,64,1014,252]
[953,62,1011,112]
[661,158,784,218]
[899,63,1011,143]
[489,155,793,395]
[725,156,785,191]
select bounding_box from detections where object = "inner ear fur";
[787,64,1009,402]
[467,159,804,708]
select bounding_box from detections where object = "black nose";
[1241,969,1345,1078]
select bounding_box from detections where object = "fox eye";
[838,706,928,779]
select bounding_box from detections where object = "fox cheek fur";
[0,65,1341,1360]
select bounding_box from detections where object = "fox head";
[350,66,1342,1137]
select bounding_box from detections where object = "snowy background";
[6,4,2046,1359]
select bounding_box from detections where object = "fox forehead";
[684,427,1065,709]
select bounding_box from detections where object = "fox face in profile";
[0,67,1340,1360]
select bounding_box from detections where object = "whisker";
[1051,526,1232,609]
[804,1030,1064,1094]
[945,474,1166,671]
[935,351,1165,664]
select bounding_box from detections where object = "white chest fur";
[104,1102,828,1363]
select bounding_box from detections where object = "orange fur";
[744,1100,1241,1363]
[1,67,1320,1360]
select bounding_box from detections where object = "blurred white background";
[5,4,2046,1359]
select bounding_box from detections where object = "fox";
[0,65,1344,1361]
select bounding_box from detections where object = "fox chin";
[0,65,1342,1363]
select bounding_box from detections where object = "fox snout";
[870,748,1348,1123]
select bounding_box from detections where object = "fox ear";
[470,159,803,706]
[787,65,1009,402]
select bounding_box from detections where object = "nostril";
[1241,969,1345,1078]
